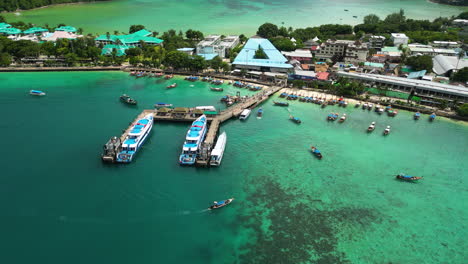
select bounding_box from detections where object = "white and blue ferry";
[116,114,153,163]
[179,115,207,165]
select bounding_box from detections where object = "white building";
[430,41,461,49]
[432,55,468,76]
[408,44,458,57]
[196,35,225,59]
[390,33,409,47]
[368,36,386,50]
[219,35,240,57]
[345,41,369,63]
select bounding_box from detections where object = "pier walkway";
[105,85,283,166]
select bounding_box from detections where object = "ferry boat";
[210,131,227,167]
[239,109,251,120]
[179,115,207,165]
[30,90,46,96]
[120,94,137,105]
[383,126,391,136]
[208,198,234,210]
[116,114,153,163]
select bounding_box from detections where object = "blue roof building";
[96,29,163,56]
[232,37,292,73]
[55,26,77,33]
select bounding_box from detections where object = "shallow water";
[0,72,466,263]
[4,0,467,35]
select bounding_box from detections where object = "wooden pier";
[105,85,283,166]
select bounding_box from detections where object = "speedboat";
[179,115,208,165]
[257,108,263,118]
[166,83,177,89]
[362,103,368,109]
[368,104,373,111]
[208,198,234,210]
[383,126,391,136]
[429,113,436,121]
[120,94,137,105]
[327,112,339,121]
[355,102,360,108]
[385,105,392,112]
[310,146,322,159]
[116,114,153,163]
[30,90,46,96]
[339,114,347,122]
[210,132,227,167]
[290,116,301,124]
[210,87,223,92]
[164,74,173,79]
[239,109,251,120]
[388,109,398,117]
[396,173,423,181]
[414,112,421,120]
[367,122,376,132]
[273,101,289,106]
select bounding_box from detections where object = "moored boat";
[362,103,368,109]
[257,108,263,118]
[208,198,234,210]
[210,87,224,92]
[164,74,173,79]
[355,102,361,108]
[383,126,391,135]
[290,115,301,124]
[210,131,227,167]
[116,114,153,163]
[396,173,423,181]
[327,112,339,121]
[239,109,251,120]
[120,94,137,105]
[414,112,421,120]
[339,114,347,122]
[30,90,46,96]
[273,101,289,106]
[310,146,323,159]
[429,113,436,121]
[367,121,376,132]
[166,83,177,89]
[179,115,208,165]
[388,109,398,117]
[154,103,173,108]
[368,103,373,111]
[101,136,121,163]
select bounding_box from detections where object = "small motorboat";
[321,102,327,108]
[388,109,398,117]
[414,112,421,120]
[377,107,384,115]
[339,114,347,122]
[164,74,173,79]
[368,103,373,111]
[166,83,177,89]
[327,112,339,121]
[120,94,137,105]
[290,115,301,124]
[208,198,234,210]
[30,90,46,96]
[429,113,436,121]
[383,126,391,136]
[257,108,263,118]
[396,173,423,182]
[362,103,368,109]
[385,105,392,112]
[367,122,376,132]
[310,146,322,159]
[355,102,360,108]
[273,101,289,106]
[228,80,233,85]
[210,87,224,92]
[279,92,288,98]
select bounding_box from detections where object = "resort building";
[42,31,83,42]
[452,19,468,26]
[232,37,293,73]
[368,36,386,50]
[23,27,49,36]
[95,29,163,56]
[314,39,368,63]
[432,55,468,76]
[0,23,22,38]
[344,41,369,63]
[390,33,409,46]
[281,49,313,64]
[196,35,225,59]
[219,35,240,57]
[55,26,77,33]
[430,41,461,49]
[337,71,468,103]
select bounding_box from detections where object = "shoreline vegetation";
[1,10,467,118]
[0,0,111,13]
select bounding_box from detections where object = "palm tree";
[454,50,465,76]
[113,30,119,35]
[106,32,111,41]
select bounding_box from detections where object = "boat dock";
[103,85,282,166]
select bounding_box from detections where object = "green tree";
[64,53,78,66]
[129,56,141,66]
[189,55,207,71]
[210,56,223,72]
[405,55,433,72]
[270,37,295,51]
[126,47,142,57]
[129,25,145,34]
[257,23,279,39]
[363,14,380,24]
[455,103,468,117]
[0,53,11,66]
[254,45,268,59]
[384,9,406,24]
[164,50,190,69]
[452,67,468,83]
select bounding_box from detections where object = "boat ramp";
[102,85,283,166]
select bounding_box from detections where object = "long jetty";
[103,85,283,166]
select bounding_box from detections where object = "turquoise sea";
[0,72,467,263]
[3,0,467,35]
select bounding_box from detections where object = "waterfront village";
[2,12,468,166]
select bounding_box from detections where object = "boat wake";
[257,117,262,120]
